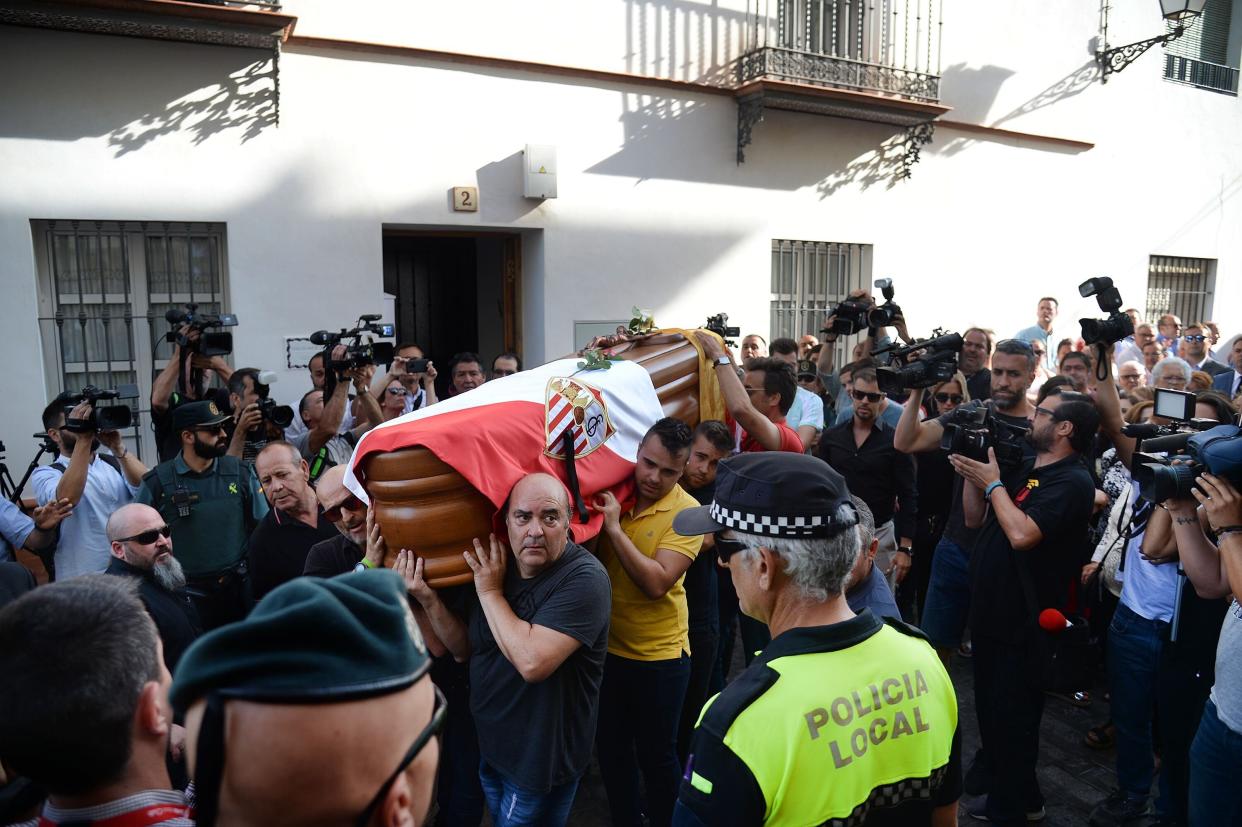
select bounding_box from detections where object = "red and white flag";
[344,358,665,540]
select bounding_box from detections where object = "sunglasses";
[323,493,364,523]
[851,389,884,403]
[385,387,409,396]
[116,525,172,545]
[714,532,754,566]
[1183,335,1207,342]
[934,393,964,404]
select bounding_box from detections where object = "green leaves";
[576,348,616,372]
[627,306,656,334]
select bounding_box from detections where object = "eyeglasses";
[323,493,364,523]
[714,532,755,566]
[851,389,884,403]
[1034,405,1059,420]
[934,393,964,404]
[385,387,409,396]
[1031,348,1046,356]
[116,525,172,545]
[355,682,447,827]
[1183,335,1207,342]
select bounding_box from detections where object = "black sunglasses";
[1183,334,1207,342]
[934,393,964,404]
[714,532,754,566]
[116,525,172,545]
[323,493,364,523]
[356,683,447,827]
[851,389,884,403]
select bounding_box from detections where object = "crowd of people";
[0,294,1240,826]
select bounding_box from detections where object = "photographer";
[33,397,148,580]
[817,289,909,427]
[150,324,233,462]
[224,367,283,463]
[290,345,384,480]
[894,339,1038,659]
[369,342,439,415]
[949,390,1098,824]
[1164,471,1242,824]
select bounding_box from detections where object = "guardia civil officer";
[671,452,961,826]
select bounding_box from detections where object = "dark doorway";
[382,232,520,398]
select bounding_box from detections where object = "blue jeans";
[596,652,692,827]
[478,761,579,827]
[1189,700,1242,826]
[919,536,972,650]
[1108,602,1171,813]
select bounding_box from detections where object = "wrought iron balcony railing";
[739,46,939,102]
[1164,54,1239,95]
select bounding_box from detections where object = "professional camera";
[165,303,239,357]
[824,278,902,336]
[873,329,963,395]
[310,315,396,374]
[1130,388,1242,501]
[939,400,1028,469]
[58,385,140,432]
[1078,277,1134,347]
[704,313,740,348]
[251,371,294,435]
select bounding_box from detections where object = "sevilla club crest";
[545,377,615,459]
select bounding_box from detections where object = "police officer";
[136,400,268,630]
[670,452,961,826]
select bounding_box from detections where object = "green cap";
[171,569,429,713]
[171,400,232,433]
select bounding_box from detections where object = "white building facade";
[1,0,1239,462]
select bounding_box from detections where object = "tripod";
[4,433,61,505]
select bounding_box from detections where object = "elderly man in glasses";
[175,570,442,827]
[136,401,269,631]
[301,464,382,578]
[105,502,201,673]
[817,367,917,590]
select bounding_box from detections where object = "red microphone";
[1038,608,1073,633]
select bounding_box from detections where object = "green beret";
[171,570,428,714]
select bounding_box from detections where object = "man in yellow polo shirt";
[592,417,703,827]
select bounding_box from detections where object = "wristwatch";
[353,561,368,573]
[714,355,731,367]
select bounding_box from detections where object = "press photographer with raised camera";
[224,368,294,463]
[369,342,439,415]
[150,307,238,462]
[32,389,148,581]
[817,285,912,427]
[291,343,385,482]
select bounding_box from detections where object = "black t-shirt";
[939,405,1034,549]
[969,454,1096,642]
[468,542,611,791]
[682,482,719,636]
[105,557,202,672]
[965,368,991,402]
[247,506,340,600]
[302,534,363,578]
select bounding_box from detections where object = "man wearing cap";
[770,337,824,452]
[246,442,339,600]
[670,452,961,826]
[693,330,803,454]
[400,472,611,825]
[0,575,191,827]
[174,570,441,826]
[136,400,268,630]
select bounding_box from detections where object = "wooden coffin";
[362,332,706,587]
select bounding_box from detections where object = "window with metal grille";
[1164,0,1238,94]
[770,240,872,361]
[1145,255,1215,326]
[33,220,229,462]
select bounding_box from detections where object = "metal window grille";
[770,240,872,362]
[34,220,229,462]
[1146,255,1215,326]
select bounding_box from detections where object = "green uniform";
[674,611,961,826]
[136,453,268,578]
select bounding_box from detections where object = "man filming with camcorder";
[32,386,148,580]
[151,305,237,462]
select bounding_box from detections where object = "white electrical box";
[523,144,557,199]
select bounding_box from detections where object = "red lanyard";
[39,803,191,827]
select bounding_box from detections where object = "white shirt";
[401,387,428,415]
[31,453,140,580]
[1117,487,1179,623]
[783,386,824,432]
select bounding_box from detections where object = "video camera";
[704,313,740,348]
[1078,277,1133,347]
[1130,388,1242,501]
[873,329,963,396]
[824,278,901,337]
[939,400,1029,469]
[165,304,239,357]
[309,315,396,375]
[58,385,140,433]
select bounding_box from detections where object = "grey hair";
[736,504,860,602]
[1152,356,1191,385]
[851,495,875,549]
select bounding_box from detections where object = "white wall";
[1,0,1240,461]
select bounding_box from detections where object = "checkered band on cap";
[708,502,828,537]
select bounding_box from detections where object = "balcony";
[0,0,296,51]
[735,0,949,164]
[1163,53,1239,95]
